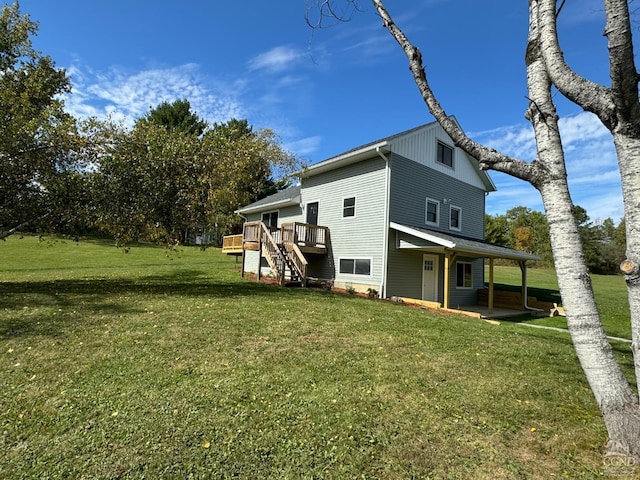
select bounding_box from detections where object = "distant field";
[488,264,631,339]
[0,235,635,479]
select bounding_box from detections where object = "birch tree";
[309,0,640,461]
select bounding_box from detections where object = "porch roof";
[390,222,540,262]
[235,185,301,215]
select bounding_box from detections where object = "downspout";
[519,260,544,312]
[376,146,391,299]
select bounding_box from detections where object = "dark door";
[306,202,318,225]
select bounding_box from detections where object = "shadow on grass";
[0,272,298,338]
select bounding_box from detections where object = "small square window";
[426,199,439,225]
[437,142,454,168]
[343,197,355,218]
[450,206,461,231]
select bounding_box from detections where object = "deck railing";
[222,234,243,252]
[243,221,262,243]
[281,222,328,249]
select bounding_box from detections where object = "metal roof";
[391,222,540,261]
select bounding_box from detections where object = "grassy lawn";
[1,236,635,479]
[488,265,632,340]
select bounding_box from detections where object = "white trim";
[236,198,298,215]
[342,195,356,219]
[391,222,456,248]
[298,142,390,177]
[338,256,373,277]
[425,198,440,227]
[449,204,462,232]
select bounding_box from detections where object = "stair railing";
[287,243,308,285]
[259,222,285,284]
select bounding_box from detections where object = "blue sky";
[21,0,624,222]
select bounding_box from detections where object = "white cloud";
[65,63,245,128]
[285,135,323,156]
[247,46,307,73]
[473,111,623,221]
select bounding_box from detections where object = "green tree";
[136,99,207,136]
[93,108,299,246]
[0,2,81,238]
[198,123,296,240]
[484,213,509,246]
[93,121,201,245]
[505,206,552,263]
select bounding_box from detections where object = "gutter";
[377,146,391,299]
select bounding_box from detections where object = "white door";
[422,254,439,302]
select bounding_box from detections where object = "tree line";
[0,3,299,247]
[486,206,626,274]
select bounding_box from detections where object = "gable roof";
[235,185,301,215]
[391,222,539,261]
[300,119,496,192]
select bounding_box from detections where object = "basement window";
[339,258,371,276]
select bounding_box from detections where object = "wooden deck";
[221,234,243,255]
[221,221,329,255]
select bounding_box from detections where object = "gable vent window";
[343,197,356,218]
[437,141,454,168]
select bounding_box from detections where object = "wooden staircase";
[259,222,308,287]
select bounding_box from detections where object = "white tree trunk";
[369,0,640,460]
[613,135,640,389]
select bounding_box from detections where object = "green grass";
[0,236,634,479]
[488,265,632,339]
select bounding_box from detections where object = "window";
[437,141,454,168]
[339,258,371,276]
[425,198,440,226]
[343,197,356,218]
[456,262,473,289]
[261,211,278,228]
[449,205,461,231]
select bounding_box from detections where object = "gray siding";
[244,204,303,225]
[386,245,484,306]
[448,257,484,307]
[389,154,486,240]
[386,243,443,302]
[301,155,387,288]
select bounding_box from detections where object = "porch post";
[241,225,246,278]
[444,251,451,309]
[488,258,494,314]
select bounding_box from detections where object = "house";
[223,120,538,313]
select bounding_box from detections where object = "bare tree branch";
[370,0,539,184]
[536,0,616,128]
[305,0,364,29]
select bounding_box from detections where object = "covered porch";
[390,223,540,316]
